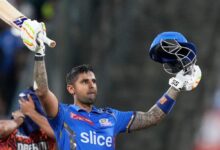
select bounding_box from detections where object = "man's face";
[72,71,97,105]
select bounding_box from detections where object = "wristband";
[35,54,44,61]
[156,94,176,114]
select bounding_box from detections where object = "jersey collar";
[71,105,103,114]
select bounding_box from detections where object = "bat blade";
[0,0,56,48]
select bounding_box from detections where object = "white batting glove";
[20,19,46,56]
[169,65,202,91]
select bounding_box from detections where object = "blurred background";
[1,0,220,150]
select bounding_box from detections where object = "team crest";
[99,118,112,127]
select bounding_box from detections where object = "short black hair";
[66,64,94,85]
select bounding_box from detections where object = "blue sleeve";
[111,109,134,134]
[48,103,66,136]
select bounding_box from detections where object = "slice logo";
[99,118,112,127]
[80,131,113,147]
[70,112,94,125]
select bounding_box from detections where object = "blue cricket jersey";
[48,103,134,150]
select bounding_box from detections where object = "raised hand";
[19,95,35,116]
[169,65,202,91]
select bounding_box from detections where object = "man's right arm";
[18,18,59,118]
[34,56,59,118]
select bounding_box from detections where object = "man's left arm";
[129,87,178,131]
[128,65,202,132]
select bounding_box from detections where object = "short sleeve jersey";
[0,128,56,150]
[49,103,134,150]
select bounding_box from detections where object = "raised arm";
[34,55,59,118]
[15,17,59,118]
[129,87,178,131]
[0,110,24,139]
[129,65,202,132]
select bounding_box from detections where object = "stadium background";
[0,0,220,150]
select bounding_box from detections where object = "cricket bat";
[0,0,56,48]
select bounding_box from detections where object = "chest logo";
[70,113,94,125]
[99,118,112,127]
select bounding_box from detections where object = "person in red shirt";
[0,87,56,150]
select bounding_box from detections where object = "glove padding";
[169,65,202,91]
[20,19,46,55]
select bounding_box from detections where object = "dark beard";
[79,97,96,105]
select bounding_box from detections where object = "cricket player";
[19,20,202,150]
[0,87,56,150]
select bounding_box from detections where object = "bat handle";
[38,32,56,48]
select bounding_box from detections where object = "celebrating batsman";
[19,19,201,150]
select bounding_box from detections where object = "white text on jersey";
[80,131,113,147]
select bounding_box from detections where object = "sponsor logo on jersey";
[80,131,113,147]
[17,141,47,150]
[99,118,112,127]
[70,112,94,125]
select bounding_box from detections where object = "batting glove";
[20,19,46,56]
[169,65,202,91]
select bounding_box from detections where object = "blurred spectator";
[0,23,28,115]
[0,87,56,150]
[194,88,220,150]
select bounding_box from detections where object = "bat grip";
[38,32,56,48]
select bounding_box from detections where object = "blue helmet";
[149,31,197,74]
